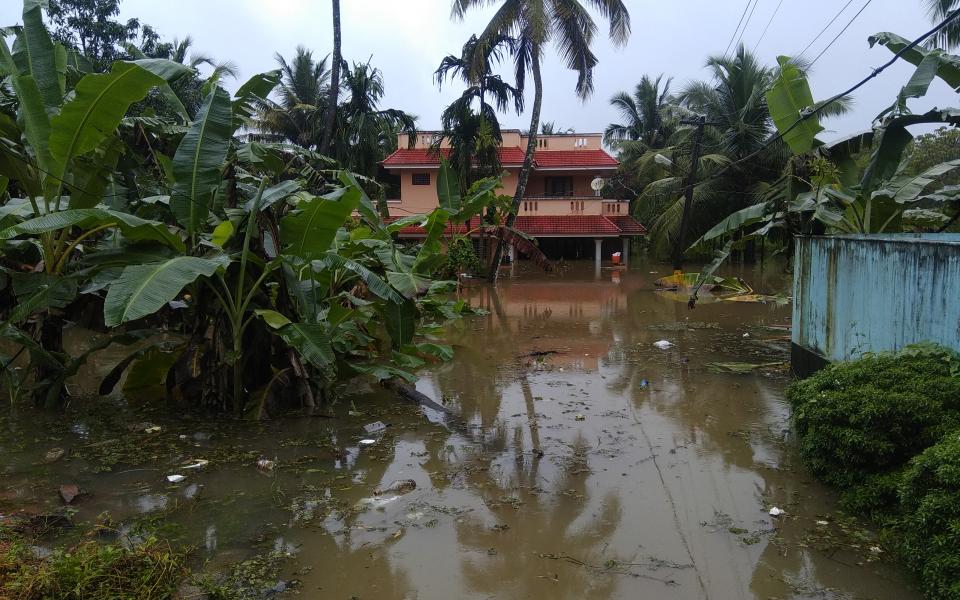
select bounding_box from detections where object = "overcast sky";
[2,0,956,142]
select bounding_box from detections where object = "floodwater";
[1,259,921,599]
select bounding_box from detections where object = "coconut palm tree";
[256,46,331,149]
[924,0,960,48]
[451,0,631,280]
[435,34,524,189]
[334,61,417,178]
[319,0,342,157]
[604,74,677,153]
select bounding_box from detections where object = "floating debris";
[374,479,417,496]
[166,474,186,484]
[707,361,788,374]
[358,439,377,447]
[143,425,162,434]
[769,507,785,517]
[58,484,83,504]
[653,340,674,350]
[256,458,275,472]
[182,459,209,470]
[44,448,65,463]
[574,414,586,421]
[363,421,387,435]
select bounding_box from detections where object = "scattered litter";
[58,484,83,504]
[256,458,275,472]
[742,333,750,338]
[707,361,788,374]
[44,448,65,463]
[816,520,829,526]
[358,439,377,447]
[390,528,404,541]
[144,425,162,434]
[574,413,586,421]
[182,459,209,470]
[363,421,387,435]
[768,507,784,517]
[374,479,417,496]
[653,340,674,350]
[869,545,883,554]
[166,474,186,484]
[353,495,400,511]
[639,379,649,389]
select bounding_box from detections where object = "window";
[545,176,573,197]
[412,173,430,186]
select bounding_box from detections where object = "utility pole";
[672,115,717,274]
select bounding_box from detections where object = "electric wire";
[797,0,856,60]
[810,0,875,66]
[754,0,785,51]
[731,0,760,55]
[723,0,754,59]
[689,9,960,192]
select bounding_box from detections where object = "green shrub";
[787,350,960,511]
[895,431,960,599]
[438,236,482,278]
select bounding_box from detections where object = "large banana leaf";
[766,56,823,154]
[0,208,185,252]
[232,70,281,128]
[67,135,125,209]
[384,298,417,350]
[244,179,300,212]
[256,310,334,368]
[171,86,233,236]
[437,159,462,211]
[50,60,190,181]
[9,272,78,323]
[315,252,405,303]
[339,170,383,227]
[103,255,228,326]
[386,270,431,298]
[873,159,960,203]
[124,43,190,122]
[15,0,63,110]
[689,202,771,249]
[280,186,360,259]
[869,32,960,91]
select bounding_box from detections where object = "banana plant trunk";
[487,46,542,282]
[319,0,341,157]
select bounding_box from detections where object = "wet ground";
[1,259,921,599]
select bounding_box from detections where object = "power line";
[731,0,760,56]
[810,0,875,66]
[692,9,960,192]
[754,0,785,51]
[723,0,753,59]
[797,0,856,60]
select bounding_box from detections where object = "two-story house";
[381,130,645,268]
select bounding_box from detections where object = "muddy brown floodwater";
[1,260,921,599]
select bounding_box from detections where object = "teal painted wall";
[793,234,960,362]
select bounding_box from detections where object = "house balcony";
[520,196,629,217]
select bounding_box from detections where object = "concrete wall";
[388,169,520,217]
[792,234,960,369]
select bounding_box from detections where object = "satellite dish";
[590,177,605,191]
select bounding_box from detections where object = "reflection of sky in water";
[135,493,168,513]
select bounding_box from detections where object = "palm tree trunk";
[319,0,341,157]
[487,45,542,282]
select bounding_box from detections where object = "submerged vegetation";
[788,345,960,599]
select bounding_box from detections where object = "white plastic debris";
[182,459,209,470]
[768,507,784,517]
[256,458,275,472]
[816,520,829,526]
[144,425,162,434]
[358,439,376,447]
[742,333,750,338]
[363,421,387,435]
[166,474,186,483]
[653,340,674,350]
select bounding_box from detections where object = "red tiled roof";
[533,150,618,168]
[382,147,528,167]
[513,215,622,236]
[609,216,647,235]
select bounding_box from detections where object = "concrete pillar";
[508,244,516,263]
[622,237,629,267]
[594,239,603,273]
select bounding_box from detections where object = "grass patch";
[787,344,960,599]
[0,529,187,600]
